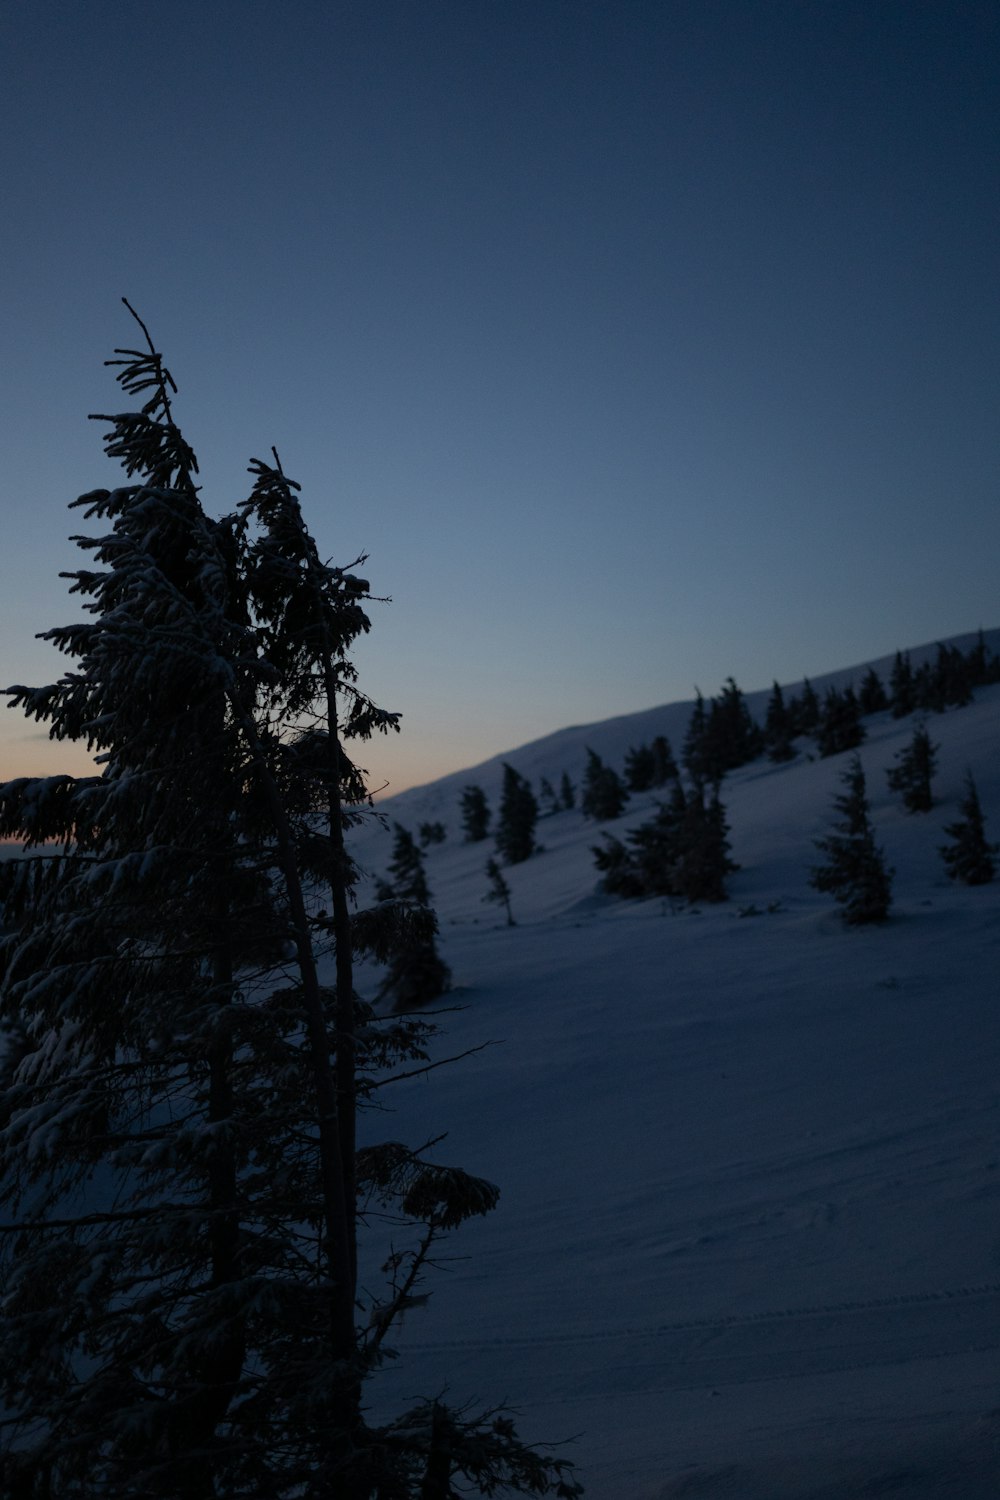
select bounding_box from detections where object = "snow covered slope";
[351,638,1000,1499]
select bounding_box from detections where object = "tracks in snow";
[400,1280,1000,1352]
[389,1282,1000,1396]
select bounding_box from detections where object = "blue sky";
[2,1,998,793]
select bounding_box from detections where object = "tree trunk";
[324,664,358,1299]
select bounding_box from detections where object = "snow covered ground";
[350,637,1000,1498]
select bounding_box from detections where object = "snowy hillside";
[351,637,1000,1499]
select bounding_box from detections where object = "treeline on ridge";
[406,632,1000,915]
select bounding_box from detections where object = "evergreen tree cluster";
[456,631,997,875]
[623,735,678,791]
[810,745,998,920]
[456,634,998,920]
[580,748,628,821]
[460,769,578,855]
[683,680,763,786]
[815,685,865,758]
[888,641,991,718]
[593,781,737,905]
[758,635,995,768]
[0,314,580,1499]
[591,711,996,921]
[466,735,685,853]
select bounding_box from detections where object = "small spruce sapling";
[940,773,998,885]
[483,858,515,925]
[811,755,893,924]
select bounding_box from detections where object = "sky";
[2,0,998,795]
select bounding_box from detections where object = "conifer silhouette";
[811,755,893,924]
[941,773,997,885]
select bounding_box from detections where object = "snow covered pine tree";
[810,754,893,924]
[940,772,998,885]
[375,824,452,1010]
[886,723,938,812]
[0,306,581,1499]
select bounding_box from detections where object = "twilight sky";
[2,1,998,794]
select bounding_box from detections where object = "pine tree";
[889,650,915,718]
[858,667,889,716]
[816,685,865,757]
[649,734,678,786]
[384,823,432,902]
[811,755,893,924]
[965,628,994,687]
[558,771,576,810]
[580,747,628,821]
[673,784,739,902]
[627,778,690,896]
[886,724,938,812]
[375,827,451,1011]
[682,690,710,786]
[929,643,972,710]
[763,681,795,762]
[623,742,656,793]
[418,820,447,847]
[703,677,763,776]
[940,773,998,885]
[459,784,490,842]
[794,677,821,736]
[0,311,579,1500]
[494,764,539,864]
[483,857,516,925]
